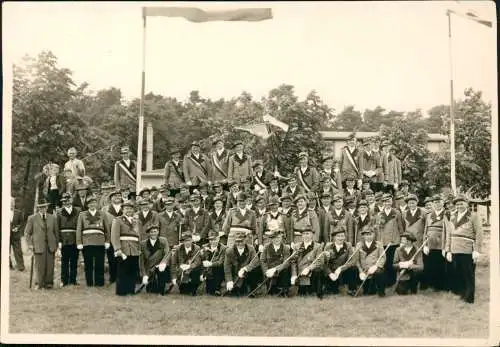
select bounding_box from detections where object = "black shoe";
[18,267,25,272]
[347,290,356,297]
[378,291,386,297]
[45,284,53,289]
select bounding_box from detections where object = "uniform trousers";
[383,245,398,287]
[106,245,117,283]
[394,270,420,295]
[204,267,225,295]
[146,268,170,294]
[230,267,262,297]
[61,244,78,285]
[34,247,55,288]
[361,269,386,295]
[423,250,448,291]
[178,267,203,295]
[10,232,25,270]
[451,253,475,303]
[324,267,358,294]
[82,245,105,287]
[267,267,291,295]
[116,255,140,296]
[297,269,324,297]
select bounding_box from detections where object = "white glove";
[329,273,338,282]
[258,244,264,253]
[203,260,212,268]
[446,252,452,263]
[218,231,225,237]
[192,235,201,242]
[254,185,260,192]
[291,276,297,285]
[77,244,83,250]
[472,251,480,263]
[368,265,378,275]
[186,181,193,186]
[238,268,246,278]
[58,242,62,249]
[394,183,399,190]
[333,167,339,173]
[357,179,363,188]
[265,268,276,278]
[423,246,429,255]
[301,267,310,276]
[158,263,167,272]
[441,249,446,258]
[335,266,343,276]
[172,278,177,286]
[359,272,367,281]
[226,281,234,291]
[142,276,149,285]
[291,243,298,251]
[104,242,110,250]
[55,248,61,258]
[399,261,408,269]
[200,275,205,282]
[180,264,190,271]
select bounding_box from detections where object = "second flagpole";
[137,8,147,194]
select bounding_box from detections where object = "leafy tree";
[331,105,363,131]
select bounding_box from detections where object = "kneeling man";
[171,231,203,295]
[140,225,171,295]
[393,232,423,295]
[260,230,292,296]
[356,226,386,297]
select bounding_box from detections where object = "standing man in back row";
[339,133,361,190]
[164,147,185,198]
[183,141,212,192]
[114,146,137,200]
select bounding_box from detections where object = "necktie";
[43,214,46,221]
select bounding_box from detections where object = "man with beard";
[201,231,227,295]
[224,231,261,296]
[260,230,292,296]
[57,193,81,286]
[111,200,141,296]
[172,231,203,295]
[140,225,171,295]
[323,226,358,296]
[164,147,184,198]
[102,189,123,284]
[210,137,230,190]
[374,193,404,287]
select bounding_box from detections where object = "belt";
[451,235,475,243]
[82,229,104,235]
[120,236,139,242]
[60,228,76,233]
[229,227,252,234]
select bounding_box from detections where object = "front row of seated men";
[139,222,423,298]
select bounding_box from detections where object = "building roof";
[319,131,447,141]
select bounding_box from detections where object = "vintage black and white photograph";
[1,1,498,345]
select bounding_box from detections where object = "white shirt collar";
[404,246,413,253]
[359,213,367,219]
[64,206,73,214]
[217,148,225,155]
[185,246,192,253]
[237,246,245,255]
[334,208,343,215]
[324,168,332,174]
[214,209,222,215]
[89,209,97,216]
[409,208,417,216]
[323,206,330,212]
[166,210,174,217]
[384,208,392,215]
[298,208,307,215]
[365,241,373,248]
[273,243,281,252]
[366,151,372,155]
[303,241,312,249]
[258,208,266,214]
[192,207,200,214]
[334,242,343,251]
[142,210,150,217]
[457,210,468,220]
[239,208,247,216]
[434,209,444,215]
[149,238,157,246]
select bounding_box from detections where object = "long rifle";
[354,243,391,297]
[326,245,361,282]
[136,245,177,294]
[223,249,262,296]
[392,236,429,292]
[179,247,203,285]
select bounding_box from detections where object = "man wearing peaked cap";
[402,194,426,249]
[329,193,355,245]
[423,196,433,214]
[209,196,228,245]
[186,191,211,245]
[339,133,362,190]
[358,137,383,193]
[381,145,402,196]
[306,191,319,211]
[317,191,333,244]
[260,229,292,296]
[153,185,169,213]
[210,137,230,188]
[137,197,161,243]
[164,147,185,198]
[57,192,82,286]
[228,140,253,185]
[320,153,343,192]
[290,193,320,247]
[323,225,358,296]
[260,195,287,247]
[283,175,305,202]
[444,193,483,304]
[394,191,407,212]
[343,173,361,203]
[171,230,203,295]
[294,150,320,195]
[225,179,241,211]
[353,199,372,245]
[393,232,423,295]
[76,193,110,287]
[356,225,387,297]
[222,190,257,248]
[140,224,171,295]
[183,140,212,192]
[111,200,142,295]
[114,146,137,200]
[102,188,124,284]
[201,230,227,295]
[252,159,273,192]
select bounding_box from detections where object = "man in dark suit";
[24,200,59,289]
[114,146,137,200]
[10,197,25,271]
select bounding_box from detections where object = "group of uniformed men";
[16,134,483,304]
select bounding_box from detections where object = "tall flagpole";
[137,9,147,193]
[447,10,457,194]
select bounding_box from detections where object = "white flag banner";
[263,114,289,132]
[447,9,493,27]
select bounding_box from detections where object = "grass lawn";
[8,251,490,338]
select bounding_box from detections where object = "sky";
[3,1,497,115]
